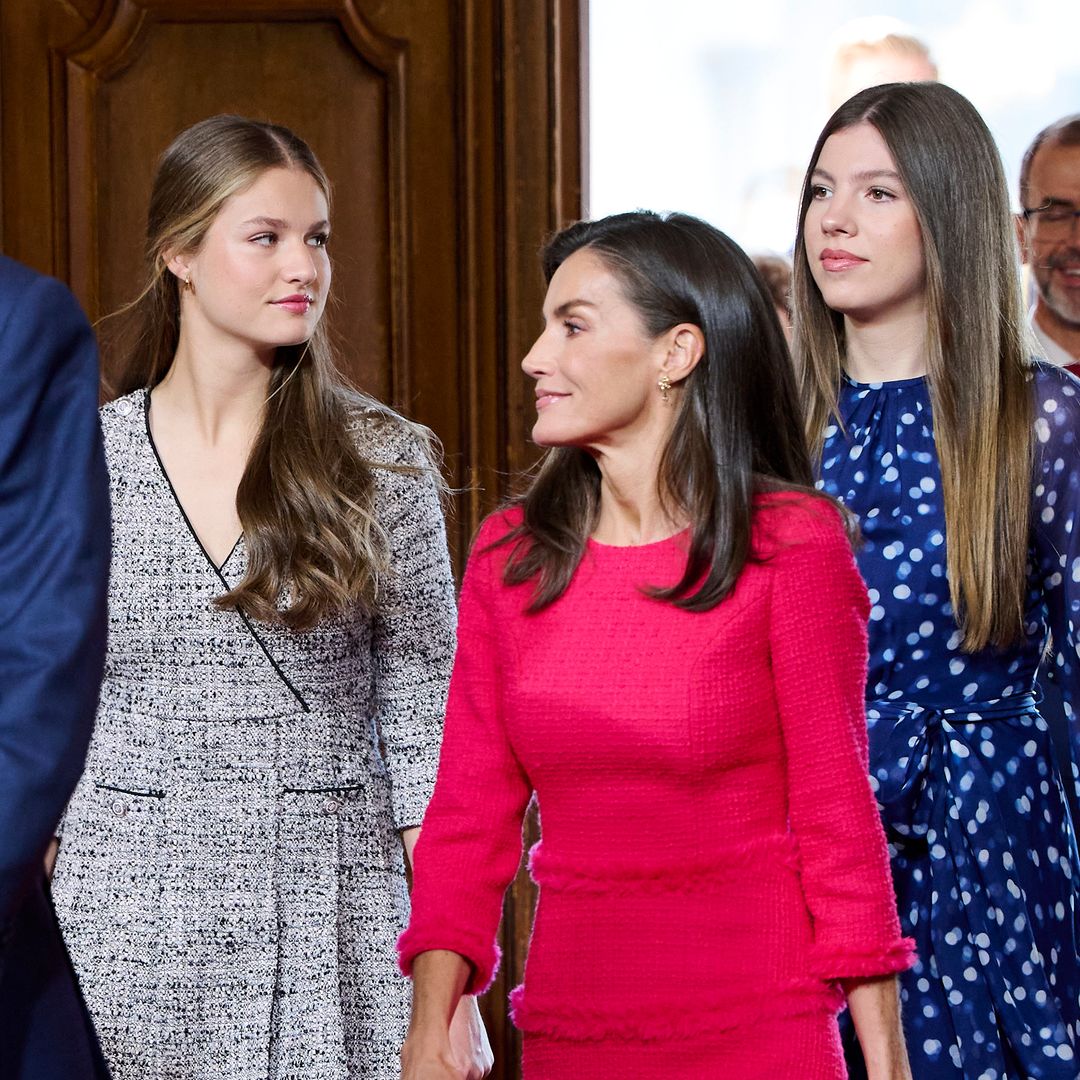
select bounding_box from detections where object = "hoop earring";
[182,274,195,295]
[658,373,672,404]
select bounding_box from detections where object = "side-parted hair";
[110,114,437,631]
[793,82,1032,652]
[501,210,834,612]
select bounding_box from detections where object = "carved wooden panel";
[0,1,584,1077]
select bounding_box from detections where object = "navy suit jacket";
[0,257,110,1078]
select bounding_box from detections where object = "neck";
[1034,301,1080,362]
[589,435,683,546]
[152,331,273,445]
[842,305,928,382]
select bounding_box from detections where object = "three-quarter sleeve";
[1031,365,1080,732]
[369,427,458,831]
[398,517,533,994]
[767,500,915,980]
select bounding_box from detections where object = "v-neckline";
[143,389,244,578]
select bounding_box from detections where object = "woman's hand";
[400,997,492,1080]
[447,995,492,1078]
[401,950,489,1080]
[400,1032,466,1080]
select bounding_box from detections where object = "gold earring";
[658,373,672,404]
[182,274,195,295]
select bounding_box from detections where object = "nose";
[522,330,554,379]
[283,239,319,286]
[820,192,856,237]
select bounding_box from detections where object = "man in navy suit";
[0,256,111,1078]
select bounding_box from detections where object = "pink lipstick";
[820,249,868,272]
[273,293,315,314]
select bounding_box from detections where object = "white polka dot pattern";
[819,362,1080,1077]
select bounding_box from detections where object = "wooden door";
[0,1,584,1077]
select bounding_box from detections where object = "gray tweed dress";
[51,389,457,1080]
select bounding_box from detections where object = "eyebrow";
[811,168,903,184]
[551,299,598,318]
[238,216,330,231]
[1033,196,1078,209]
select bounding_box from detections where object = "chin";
[531,420,586,449]
[264,331,314,350]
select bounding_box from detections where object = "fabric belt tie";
[864,692,1038,840]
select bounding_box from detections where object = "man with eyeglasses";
[1019,115,1080,844]
[1019,114,1080,375]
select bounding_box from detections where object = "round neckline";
[586,527,690,552]
[841,370,927,390]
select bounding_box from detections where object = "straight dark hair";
[501,210,838,612]
[793,83,1032,652]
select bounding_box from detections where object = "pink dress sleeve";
[767,500,916,980]
[397,516,533,993]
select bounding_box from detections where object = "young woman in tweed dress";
[48,115,490,1080]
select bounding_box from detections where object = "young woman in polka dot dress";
[795,82,1080,1078]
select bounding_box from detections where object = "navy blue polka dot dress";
[819,361,1080,1078]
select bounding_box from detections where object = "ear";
[660,324,705,386]
[1016,212,1032,266]
[164,248,194,286]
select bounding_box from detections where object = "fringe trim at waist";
[527,833,800,894]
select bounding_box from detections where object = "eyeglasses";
[1021,204,1080,234]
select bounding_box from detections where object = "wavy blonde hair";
[109,114,437,630]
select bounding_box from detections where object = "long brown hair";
[793,82,1032,652]
[110,114,436,630]
[502,211,833,612]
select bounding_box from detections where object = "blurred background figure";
[1019,112,1080,848]
[737,16,939,257]
[0,256,111,1079]
[751,253,794,342]
[827,16,938,111]
[1019,114,1080,375]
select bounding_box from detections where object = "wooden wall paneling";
[501,0,586,481]
[1,2,584,1078]
[0,0,102,270]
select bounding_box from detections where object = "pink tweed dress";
[400,495,913,1079]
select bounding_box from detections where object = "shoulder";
[100,389,144,428]
[1031,359,1080,419]
[0,255,49,297]
[1030,360,1080,452]
[98,390,146,454]
[0,257,84,330]
[752,490,867,617]
[460,507,523,587]
[751,488,852,559]
[344,398,436,471]
[473,506,523,551]
[0,259,92,381]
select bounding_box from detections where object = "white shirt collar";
[1029,308,1080,368]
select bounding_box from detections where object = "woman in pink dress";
[398,212,914,1079]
